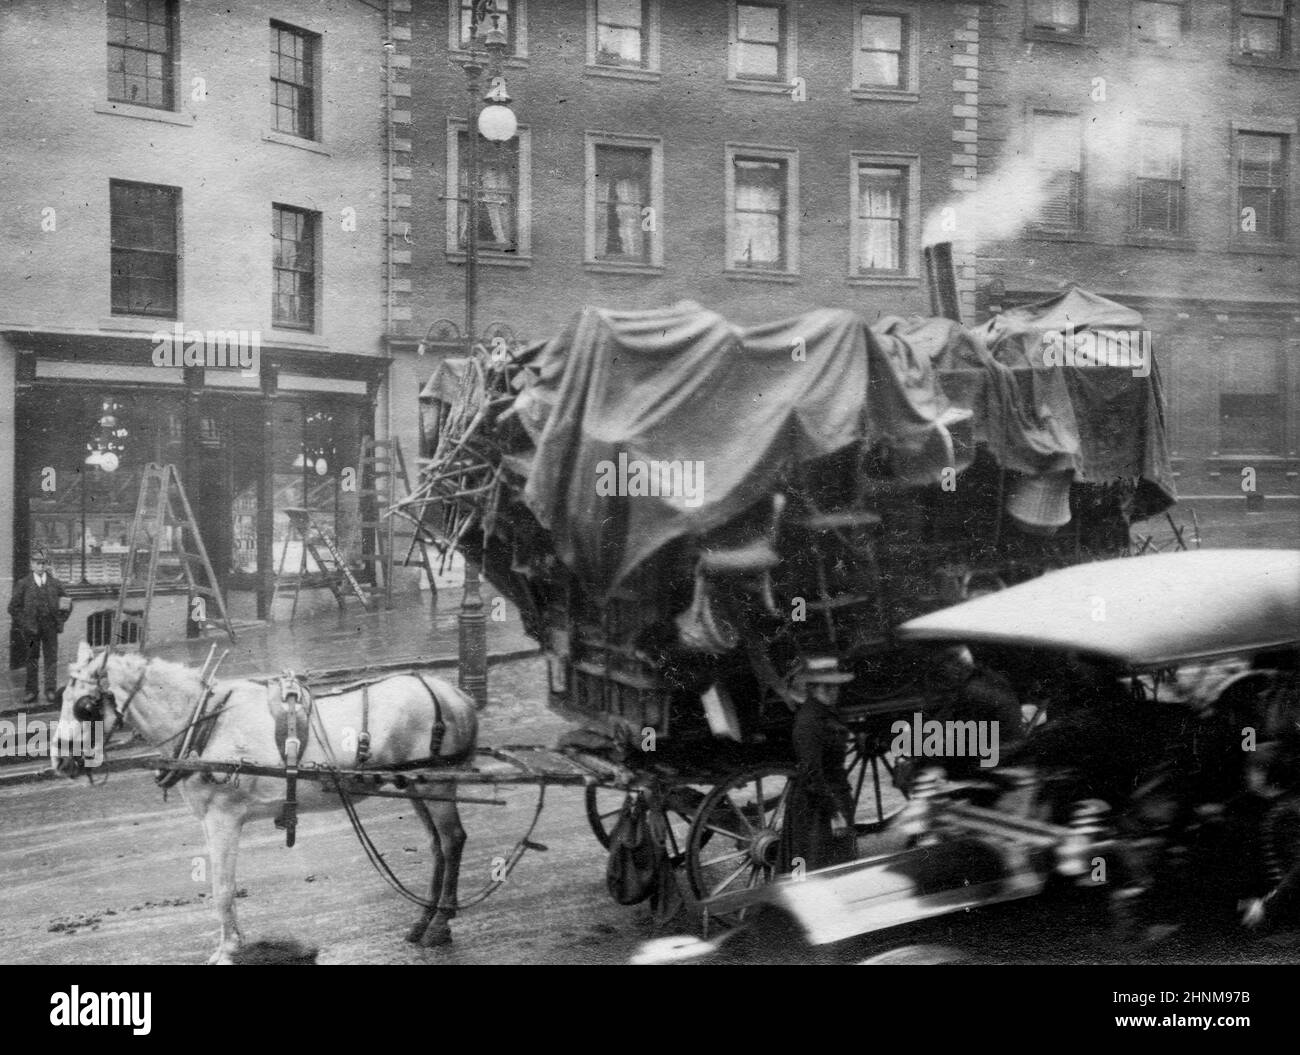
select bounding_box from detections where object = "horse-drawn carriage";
[52,281,1295,964]
[406,287,1186,927]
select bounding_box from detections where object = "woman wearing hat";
[785,656,858,871]
[8,546,71,704]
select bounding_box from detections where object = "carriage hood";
[896,549,1300,668]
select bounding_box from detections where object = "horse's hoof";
[420,922,453,948]
[405,919,431,944]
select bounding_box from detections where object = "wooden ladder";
[272,507,372,621]
[114,463,236,648]
[357,437,437,608]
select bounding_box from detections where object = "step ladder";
[357,437,437,608]
[272,507,372,621]
[114,463,236,648]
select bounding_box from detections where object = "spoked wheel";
[585,783,707,867]
[685,766,795,926]
[845,730,908,833]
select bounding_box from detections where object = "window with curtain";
[594,145,650,262]
[110,180,179,318]
[107,0,176,109]
[1133,0,1186,44]
[1134,124,1183,233]
[458,0,514,51]
[1032,112,1083,229]
[272,204,318,329]
[1029,0,1085,33]
[1239,0,1290,56]
[735,3,785,80]
[856,13,905,88]
[856,165,906,272]
[731,157,787,269]
[271,21,318,139]
[457,133,519,251]
[596,0,648,67]
[1238,132,1287,241]
[1220,338,1283,453]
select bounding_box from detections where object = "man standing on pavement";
[8,546,71,704]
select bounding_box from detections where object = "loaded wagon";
[406,274,1186,927]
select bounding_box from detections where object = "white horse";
[53,641,479,964]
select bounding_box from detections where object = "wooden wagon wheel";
[684,765,795,926]
[844,728,908,833]
[585,783,707,867]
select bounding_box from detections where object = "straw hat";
[1005,470,1073,536]
[790,655,855,686]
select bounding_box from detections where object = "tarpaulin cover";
[972,289,1173,502]
[497,294,1173,596]
[882,296,1174,498]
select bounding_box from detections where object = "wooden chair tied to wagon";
[792,504,886,651]
[677,495,785,655]
[700,492,786,614]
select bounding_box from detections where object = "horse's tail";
[413,674,478,766]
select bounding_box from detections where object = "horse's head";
[52,642,118,779]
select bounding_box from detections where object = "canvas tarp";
[520,304,876,593]
[878,295,1174,501]
[448,295,1173,596]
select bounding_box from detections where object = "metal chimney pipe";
[923,242,963,325]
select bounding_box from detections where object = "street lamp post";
[456,2,516,709]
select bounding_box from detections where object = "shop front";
[7,332,387,664]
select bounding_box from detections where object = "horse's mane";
[111,651,206,694]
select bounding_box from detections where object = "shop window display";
[21,387,365,591]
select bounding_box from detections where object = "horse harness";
[330,674,457,769]
[83,660,537,911]
[87,659,463,850]
[212,671,459,848]
[151,670,319,846]
[154,675,228,792]
[72,660,151,755]
[259,673,306,845]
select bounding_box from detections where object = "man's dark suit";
[9,571,70,698]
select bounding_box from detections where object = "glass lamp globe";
[477,104,517,143]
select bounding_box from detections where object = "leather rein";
[84,653,231,779]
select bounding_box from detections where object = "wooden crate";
[550,628,674,737]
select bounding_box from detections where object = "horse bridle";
[71,649,149,739]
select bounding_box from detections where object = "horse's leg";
[423,784,467,947]
[405,795,446,945]
[198,792,248,964]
